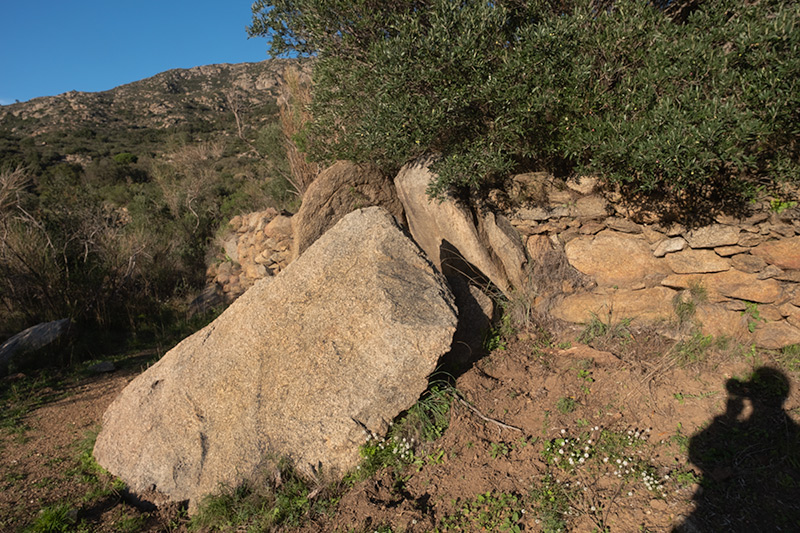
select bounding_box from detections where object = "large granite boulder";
[94,207,457,510]
[291,161,404,259]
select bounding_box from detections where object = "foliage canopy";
[250,0,800,205]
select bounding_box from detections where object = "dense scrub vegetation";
[0,65,302,366]
[250,0,799,207]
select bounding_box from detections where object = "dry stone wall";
[503,173,800,350]
[204,162,799,351]
[205,208,294,302]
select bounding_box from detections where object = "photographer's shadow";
[675,367,800,532]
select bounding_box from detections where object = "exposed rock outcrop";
[291,161,404,259]
[94,207,457,510]
[394,157,522,297]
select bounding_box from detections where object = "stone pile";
[207,208,294,301]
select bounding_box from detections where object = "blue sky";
[0,1,272,104]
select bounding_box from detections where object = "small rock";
[565,175,599,195]
[754,321,800,349]
[605,217,642,234]
[738,233,764,247]
[88,361,116,373]
[714,245,747,257]
[653,237,687,258]
[575,196,609,220]
[776,270,800,283]
[731,253,768,274]
[560,344,620,365]
[579,222,605,235]
[649,499,669,511]
[685,224,740,248]
[666,249,729,274]
[751,236,800,270]
[758,265,784,280]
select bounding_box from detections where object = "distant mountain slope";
[0,59,297,135]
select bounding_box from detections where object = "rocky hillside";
[0,59,295,135]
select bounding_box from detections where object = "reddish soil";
[2,327,799,532]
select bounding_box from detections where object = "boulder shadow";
[435,239,497,380]
[675,367,800,532]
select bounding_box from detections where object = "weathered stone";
[667,250,730,274]
[548,189,574,207]
[684,225,740,249]
[714,246,747,257]
[88,361,116,374]
[292,161,404,259]
[715,214,741,225]
[264,215,292,240]
[579,222,605,235]
[565,175,599,195]
[653,237,687,258]
[94,207,457,510]
[661,270,783,304]
[641,226,665,245]
[395,158,511,294]
[779,304,800,329]
[754,321,800,350]
[757,265,784,280]
[745,212,769,225]
[478,211,528,292]
[559,228,582,244]
[605,217,642,234]
[514,207,550,222]
[706,270,783,304]
[559,344,620,365]
[222,236,239,263]
[551,287,676,325]
[0,318,71,375]
[730,254,768,274]
[770,224,796,238]
[694,304,749,341]
[759,305,784,322]
[565,230,669,288]
[665,224,687,238]
[575,196,609,220]
[724,300,748,312]
[738,233,764,247]
[776,270,800,283]
[751,236,800,270]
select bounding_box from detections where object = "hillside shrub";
[250,0,800,208]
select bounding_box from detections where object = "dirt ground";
[2,325,800,532]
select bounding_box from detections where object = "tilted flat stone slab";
[93,207,457,510]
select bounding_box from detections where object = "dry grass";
[278,66,320,197]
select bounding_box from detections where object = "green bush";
[251,0,800,208]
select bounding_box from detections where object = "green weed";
[673,331,715,366]
[437,491,524,533]
[556,397,577,414]
[25,502,76,533]
[529,475,570,533]
[578,313,631,345]
[190,459,311,532]
[741,302,765,333]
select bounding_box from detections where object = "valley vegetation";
[0,60,311,365]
